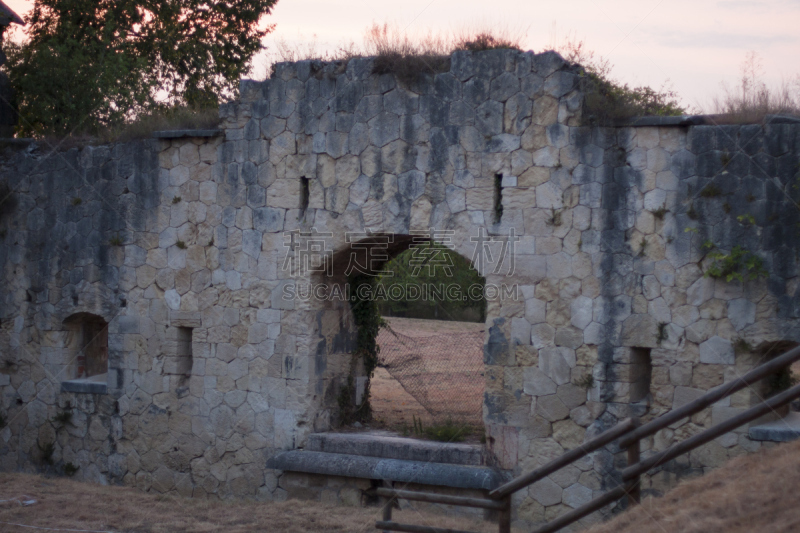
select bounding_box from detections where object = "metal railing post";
[382,489,393,533]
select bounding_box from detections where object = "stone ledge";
[267,451,505,490]
[617,115,707,127]
[152,129,222,139]
[306,432,485,466]
[0,138,36,149]
[618,113,800,127]
[61,375,108,395]
[749,411,800,442]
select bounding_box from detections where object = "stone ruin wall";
[0,48,799,528]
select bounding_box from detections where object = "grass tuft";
[266,24,525,87]
[403,415,475,442]
[700,184,722,198]
[651,206,669,220]
[708,51,800,123]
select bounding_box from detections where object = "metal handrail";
[376,345,800,533]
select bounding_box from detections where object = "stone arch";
[296,228,504,434]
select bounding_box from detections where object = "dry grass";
[266,23,525,86]
[586,439,800,533]
[0,472,503,533]
[5,427,800,533]
[709,51,800,123]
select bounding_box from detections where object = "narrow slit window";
[494,173,503,223]
[629,347,652,404]
[300,176,310,213]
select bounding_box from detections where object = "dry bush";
[550,30,612,78]
[709,51,800,123]
[367,24,526,85]
[451,25,525,52]
[262,34,359,78]
[365,23,452,86]
[265,23,526,86]
[549,32,685,124]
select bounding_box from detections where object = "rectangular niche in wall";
[62,313,109,380]
[629,347,653,404]
[164,327,193,376]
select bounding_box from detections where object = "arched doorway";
[304,232,488,441]
[371,240,487,441]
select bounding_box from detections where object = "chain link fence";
[376,318,485,427]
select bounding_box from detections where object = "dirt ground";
[4,439,800,533]
[0,472,503,533]
[371,317,486,433]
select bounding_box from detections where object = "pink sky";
[5,0,799,111]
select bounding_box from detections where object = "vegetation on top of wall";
[709,51,800,123]
[268,24,525,86]
[550,35,685,124]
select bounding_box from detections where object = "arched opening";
[311,234,487,441]
[62,313,108,383]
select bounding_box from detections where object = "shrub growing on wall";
[551,34,685,123]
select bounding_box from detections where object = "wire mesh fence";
[375,317,485,427]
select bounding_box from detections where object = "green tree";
[3,0,277,136]
[376,242,486,322]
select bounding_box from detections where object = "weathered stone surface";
[2,50,797,512]
[528,477,563,506]
[699,336,734,365]
[524,367,557,396]
[727,298,756,331]
[539,347,576,386]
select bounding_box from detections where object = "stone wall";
[1,48,799,530]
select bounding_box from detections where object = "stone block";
[536,394,570,422]
[528,476,562,506]
[727,298,756,331]
[524,366,557,396]
[556,383,586,409]
[539,347,575,386]
[620,314,659,348]
[562,483,592,508]
[699,336,734,364]
[569,296,592,329]
[673,386,704,409]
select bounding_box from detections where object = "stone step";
[305,431,485,466]
[749,411,800,442]
[267,450,504,491]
